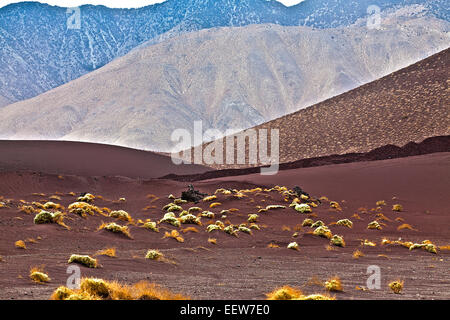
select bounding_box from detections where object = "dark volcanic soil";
[0,152,449,300]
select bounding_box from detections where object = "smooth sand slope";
[0,140,209,179]
[0,152,448,300]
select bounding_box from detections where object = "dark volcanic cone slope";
[201,48,450,169]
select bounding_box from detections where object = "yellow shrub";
[68,254,98,268]
[324,277,343,292]
[388,280,404,294]
[30,266,50,283]
[15,240,26,249]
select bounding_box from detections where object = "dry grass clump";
[51,277,188,300]
[287,242,299,250]
[68,254,98,268]
[173,198,187,205]
[367,221,382,230]
[159,212,181,227]
[96,247,116,258]
[311,220,324,228]
[392,204,403,212]
[209,202,222,208]
[187,207,203,214]
[329,201,342,211]
[249,223,260,230]
[206,224,222,233]
[388,280,404,294]
[302,218,314,227]
[266,286,334,300]
[77,193,95,203]
[15,240,26,249]
[224,225,238,237]
[19,205,36,214]
[324,277,343,292]
[181,226,199,233]
[376,200,386,206]
[361,239,376,247]
[293,203,312,213]
[336,219,353,228]
[180,214,202,225]
[109,210,132,222]
[409,240,437,254]
[33,210,60,224]
[145,250,163,260]
[201,211,215,219]
[43,201,62,210]
[330,235,345,247]
[143,221,159,232]
[266,286,303,300]
[208,238,217,245]
[247,214,259,223]
[264,205,286,211]
[313,226,332,239]
[98,222,132,238]
[163,230,184,243]
[202,195,217,202]
[352,250,365,259]
[397,223,417,231]
[267,243,280,248]
[30,266,51,283]
[68,202,103,217]
[238,225,252,235]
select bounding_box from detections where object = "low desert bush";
[302,218,314,227]
[392,204,403,212]
[202,195,217,202]
[324,277,343,292]
[98,222,131,238]
[68,202,103,217]
[247,214,259,223]
[367,221,382,230]
[293,203,312,213]
[330,235,345,247]
[201,211,215,219]
[180,214,201,225]
[163,230,184,243]
[68,254,98,268]
[109,210,132,222]
[209,202,222,208]
[238,225,252,235]
[388,280,404,294]
[313,226,332,239]
[143,221,159,232]
[29,266,50,283]
[336,219,353,228]
[352,250,365,259]
[159,212,181,227]
[77,193,95,203]
[15,240,26,249]
[96,247,116,258]
[287,242,299,250]
[145,250,163,260]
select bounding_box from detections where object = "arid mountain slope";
[199,47,450,169]
[0,18,448,151]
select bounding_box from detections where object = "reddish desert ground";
[0,141,449,300]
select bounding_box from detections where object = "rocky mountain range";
[0,13,448,151]
[0,0,448,105]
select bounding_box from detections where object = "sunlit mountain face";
[0,0,448,105]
